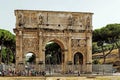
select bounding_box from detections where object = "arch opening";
[74,52,83,65]
[25,52,36,65]
[45,41,62,65]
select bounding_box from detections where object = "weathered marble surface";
[14,10,93,73]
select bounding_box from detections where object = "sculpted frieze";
[71,39,86,48]
[23,38,38,52]
[16,11,92,31]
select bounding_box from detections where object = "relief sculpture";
[72,39,81,48]
[14,10,93,73]
[86,16,90,28]
[80,39,86,46]
[17,13,25,27]
[68,16,74,26]
[37,15,43,25]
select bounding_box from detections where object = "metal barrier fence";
[0,64,113,76]
[92,64,113,75]
[44,64,89,75]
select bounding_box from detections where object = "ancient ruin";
[14,10,93,73]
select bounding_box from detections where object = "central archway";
[45,41,62,65]
[44,40,65,74]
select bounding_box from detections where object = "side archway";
[25,52,36,64]
[74,52,83,65]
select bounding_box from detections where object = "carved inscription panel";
[15,10,93,30]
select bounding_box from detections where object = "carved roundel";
[80,39,86,45]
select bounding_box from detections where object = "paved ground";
[113,73,120,76]
[0,76,120,80]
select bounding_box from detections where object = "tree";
[97,41,114,64]
[103,24,120,60]
[93,24,120,64]
[0,29,15,64]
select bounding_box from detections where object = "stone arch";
[43,38,67,51]
[43,38,67,65]
[73,50,85,57]
[24,51,36,56]
[14,10,93,73]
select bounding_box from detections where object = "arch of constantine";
[14,10,93,73]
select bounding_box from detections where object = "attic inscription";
[16,11,92,31]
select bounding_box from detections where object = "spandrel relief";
[72,39,80,47]
[23,38,38,52]
[72,39,86,48]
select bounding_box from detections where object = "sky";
[1,0,120,33]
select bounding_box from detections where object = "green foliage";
[92,42,114,54]
[93,23,120,64]
[92,59,100,64]
[93,23,120,54]
[0,29,15,64]
[0,29,15,41]
[93,24,120,43]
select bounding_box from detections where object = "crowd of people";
[0,70,46,76]
[0,69,81,76]
[0,64,81,76]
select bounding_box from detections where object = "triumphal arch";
[14,10,93,73]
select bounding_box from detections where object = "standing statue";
[17,14,25,27]
[86,17,90,28]
[68,16,74,26]
[38,15,43,25]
